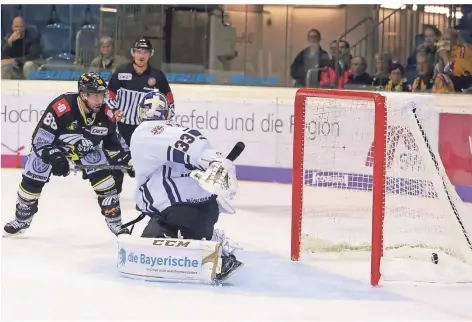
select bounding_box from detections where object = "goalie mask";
[138,90,172,122]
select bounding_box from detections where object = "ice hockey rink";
[2,168,472,321]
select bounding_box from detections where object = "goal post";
[291,88,472,286]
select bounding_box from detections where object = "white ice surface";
[2,169,472,321]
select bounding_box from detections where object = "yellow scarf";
[385,78,407,92]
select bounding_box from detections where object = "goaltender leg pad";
[117,234,223,284]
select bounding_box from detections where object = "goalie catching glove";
[190,149,238,212]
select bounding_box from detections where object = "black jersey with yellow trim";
[30,92,121,158]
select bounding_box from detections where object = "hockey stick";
[411,107,472,251]
[121,141,246,232]
[72,142,247,172]
[72,164,132,171]
[121,213,146,233]
[225,141,246,162]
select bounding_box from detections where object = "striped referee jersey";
[106,62,175,126]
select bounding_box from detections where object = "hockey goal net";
[291,88,472,286]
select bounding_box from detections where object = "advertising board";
[1,81,471,202]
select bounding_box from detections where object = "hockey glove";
[41,147,70,177]
[190,160,238,201]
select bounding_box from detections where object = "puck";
[431,252,439,264]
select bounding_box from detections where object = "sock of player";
[98,194,128,235]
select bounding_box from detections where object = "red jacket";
[320,66,350,88]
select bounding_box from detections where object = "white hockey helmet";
[138,90,171,122]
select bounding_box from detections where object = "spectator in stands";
[290,29,330,87]
[458,5,472,32]
[371,52,392,88]
[318,40,353,89]
[384,62,411,92]
[328,40,338,62]
[88,37,128,73]
[334,40,351,73]
[407,25,441,67]
[458,6,472,45]
[1,16,40,79]
[412,48,453,93]
[436,28,472,92]
[412,49,434,92]
[346,56,372,86]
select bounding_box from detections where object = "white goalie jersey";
[130,120,225,213]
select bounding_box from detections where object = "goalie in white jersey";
[126,90,242,283]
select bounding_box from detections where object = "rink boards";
[1,81,471,202]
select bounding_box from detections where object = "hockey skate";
[213,254,244,284]
[106,220,130,236]
[211,229,244,284]
[3,218,32,237]
[4,198,38,237]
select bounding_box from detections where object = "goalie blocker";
[117,235,224,284]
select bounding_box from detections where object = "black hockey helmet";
[78,72,107,95]
[131,37,154,56]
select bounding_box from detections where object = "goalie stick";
[411,107,472,251]
[121,141,246,232]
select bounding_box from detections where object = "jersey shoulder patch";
[104,105,116,122]
[51,97,71,117]
[151,124,165,135]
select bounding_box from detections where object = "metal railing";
[336,6,406,74]
[340,4,462,71]
[349,7,405,67]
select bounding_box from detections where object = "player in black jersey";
[3,72,131,237]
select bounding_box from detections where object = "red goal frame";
[290,88,387,286]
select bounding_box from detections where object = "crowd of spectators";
[290,7,472,94]
[2,4,471,94]
[1,5,125,80]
